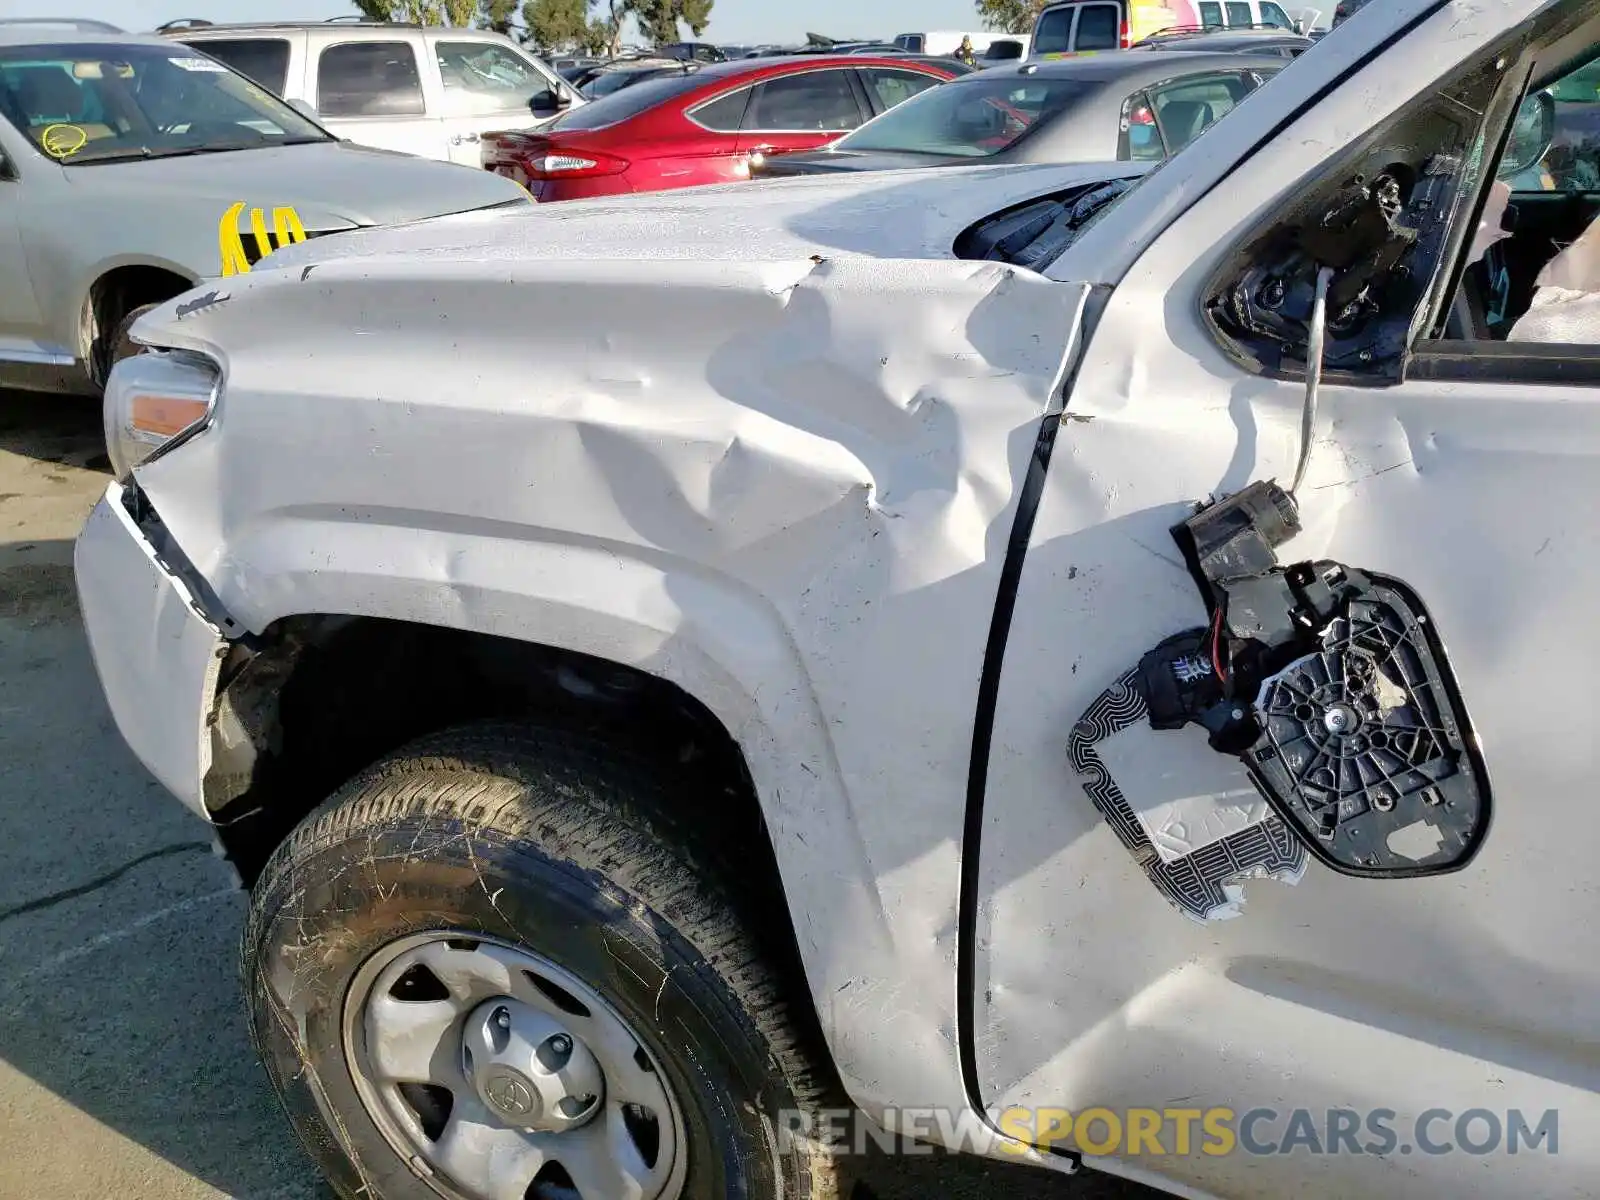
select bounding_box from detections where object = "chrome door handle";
[451,132,481,145]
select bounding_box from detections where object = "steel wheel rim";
[342,931,688,1200]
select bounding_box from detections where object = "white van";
[892,30,1029,58]
[1030,0,1305,58]
[164,20,584,166]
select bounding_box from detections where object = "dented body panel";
[116,229,1092,1122]
[981,2,1600,1196]
[72,1,1600,1197]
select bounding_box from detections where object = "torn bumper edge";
[75,481,228,823]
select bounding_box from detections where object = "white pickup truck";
[74,1,1599,1198]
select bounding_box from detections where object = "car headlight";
[103,350,221,482]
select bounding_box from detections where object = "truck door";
[974,4,1600,1198]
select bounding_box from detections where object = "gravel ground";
[0,387,1160,1200]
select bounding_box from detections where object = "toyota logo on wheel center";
[483,1071,536,1119]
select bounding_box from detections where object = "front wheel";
[242,725,846,1200]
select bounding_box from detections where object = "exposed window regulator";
[1290,265,1336,496]
[1070,252,1492,921]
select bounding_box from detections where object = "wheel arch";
[78,258,201,385]
[204,603,860,1101]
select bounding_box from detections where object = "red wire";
[1211,606,1229,684]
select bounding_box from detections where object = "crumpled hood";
[73,139,529,229]
[261,160,1150,272]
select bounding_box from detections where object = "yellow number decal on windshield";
[41,124,88,159]
[219,202,309,276]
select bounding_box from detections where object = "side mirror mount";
[530,87,572,115]
[287,97,321,122]
[1499,89,1556,180]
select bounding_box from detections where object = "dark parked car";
[1333,0,1376,25]
[482,54,967,202]
[753,52,1283,178]
[659,41,725,62]
[574,57,689,98]
[1133,27,1315,56]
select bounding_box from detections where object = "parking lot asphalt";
[0,387,1158,1200]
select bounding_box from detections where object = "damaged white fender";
[124,224,1093,1119]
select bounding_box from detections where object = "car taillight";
[1120,20,1132,48]
[522,148,630,180]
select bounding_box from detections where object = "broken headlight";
[103,349,221,482]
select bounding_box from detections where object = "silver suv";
[0,18,530,397]
[164,19,585,165]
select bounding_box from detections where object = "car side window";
[1199,1,1225,27]
[187,38,291,95]
[861,67,941,112]
[435,41,552,116]
[1119,92,1167,161]
[1033,8,1074,56]
[1514,51,1600,193]
[1259,2,1296,29]
[1149,72,1249,152]
[316,41,425,118]
[745,70,864,132]
[1225,2,1253,25]
[1074,4,1122,51]
[688,85,751,132]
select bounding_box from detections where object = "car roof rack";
[0,17,124,33]
[1142,22,1303,38]
[157,18,425,32]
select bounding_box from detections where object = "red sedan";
[481,55,964,202]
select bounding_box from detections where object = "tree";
[524,0,590,49]
[630,0,713,45]
[481,0,520,33]
[974,0,1045,34]
[350,0,516,26]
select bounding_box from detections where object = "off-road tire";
[241,722,848,1200]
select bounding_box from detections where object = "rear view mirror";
[530,87,572,115]
[1499,90,1555,179]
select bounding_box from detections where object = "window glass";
[1122,92,1166,161]
[436,41,551,115]
[689,85,750,131]
[580,65,681,99]
[1513,51,1600,193]
[0,41,328,163]
[1149,72,1249,152]
[1224,2,1253,25]
[863,67,941,111]
[1199,2,1224,28]
[747,70,862,131]
[1033,8,1074,55]
[316,41,424,118]
[547,70,703,130]
[838,75,1095,157]
[1075,5,1121,51]
[894,35,924,52]
[185,38,290,94]
[1259,2,1295,29]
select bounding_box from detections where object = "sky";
[9,1,988,46]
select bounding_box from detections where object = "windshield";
[0,41,330,164]
[837,75,1097,157]
[550,69,705,130]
